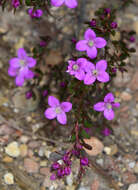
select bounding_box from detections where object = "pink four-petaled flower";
[93,93,120,120]
[83,60,110,85]
[45,96,72,125]
[51,0,78,8]
[8,48,36,86]
[66,58,87,81]
[76,28,107,59]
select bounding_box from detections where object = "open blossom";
[51,0,78,8]
[28,8,43,18]
[8,48,36,86]
[66,58,87,80]
[83,60,109,85]
[93,93,120,120]
[76,28,107,59]
[44,96,72,125]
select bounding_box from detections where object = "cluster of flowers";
[50,144,89,180]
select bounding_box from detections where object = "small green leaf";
[81,129,90,139]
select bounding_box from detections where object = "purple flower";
[28,8,43,18]
[51,0,78,8]
[8,48,36,86]
[25,91,33,99]
[104,8,111,14]
[90,19,96,27]
[83,60,110,85]
[42,90,48,97]
[64,166,71,175]
[12,0,20,8]
[66,58,87,81]
[50,173,57,180]
[102,128,111,136]
[40,41,47,47]
[93,92,120,120]
[76,28,107,59]
[44,96,72,125]
[52,162,60,170]
[129,36,135,42]
[80,157,89,166]
[57,168,65,177]
[110,22,117,29]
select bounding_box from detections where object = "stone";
[91,179,99,190]
[4,173,14,185]
[3,156,13,163]
[40,161,47,167]
[109,144,118,156]
[113,71,131,88]
[19,144,28,157]
[40,167,50,176]
[28,141,40,148]
[19,135,29,143]
[24,158,39,173]
[66,173,73,186]
[5,141,20,158]
[128,183,138,190]
[78,187,90,190]
[129,71,138,91]
[120,92,132,101]
[122,172,136,184]
[0,124,14,135]
[133,21,138,34]
[45,50,63,66]
[83,137,104,156]
[134,162,138,174]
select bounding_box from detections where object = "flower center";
[73,64,79,71]
[92,69,98,76]
[106,103,112,110]
[20,60,26,67]
[55,107,62,114]
[88,40,94,47]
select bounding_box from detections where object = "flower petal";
[44,108,56,119]
[25,70,34,79]
[84,73,96,85]
[19,66,29,78]
[9,58,20,68]
[57,112,67,125]
[76,40,88,51]
[83,61,95,72]
[76,58,87,68]
[15,75,25,86]
[94,37,107,48]
[48,96,60,107]
[8,67,17,77]
[51,0,64,7]
[96,60,107,71]
[17,48,27,59]
[104,109,114,120]
[97,71,109,83]
[84,28,96,40]
[75,69,85,80]
[104,93,114,103]
[93,102,105,111]
[61,102,72,112]
[112,102,120,108]
[86,46,97,59]
[26,57,36,68]
[65,0,78,8]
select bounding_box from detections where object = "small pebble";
[3,156,13,163]
[128,183,138,190]
[5,141,20,157]
[24,158,39,173]
[19,144,28,157]
[4,173,14,185]
[66,173,73,186]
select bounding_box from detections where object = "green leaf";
[81,129,90,139]
[70,134,76,142]
[84,120,92,128]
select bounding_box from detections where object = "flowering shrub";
[2,0,136,183]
